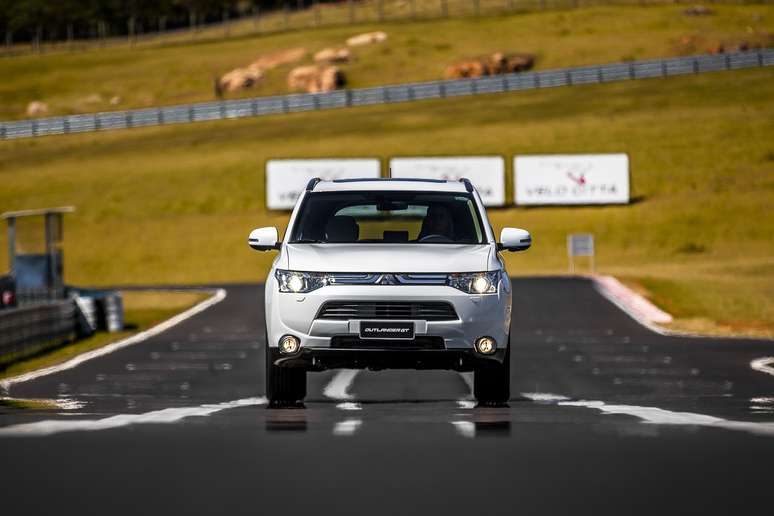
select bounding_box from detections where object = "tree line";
[0,1,329,46]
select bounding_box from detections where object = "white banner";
[266,158,381,209]
[389,156,506,206]
[514,154,630,205]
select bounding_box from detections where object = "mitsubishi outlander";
[249,178,531,405]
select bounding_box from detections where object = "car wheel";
[473,337,510,405]
[265,337,307,407]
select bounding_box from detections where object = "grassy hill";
[1,66,772,337]
[1,4,772,120]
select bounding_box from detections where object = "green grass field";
[1,65,772,337]
[1,4,772,120]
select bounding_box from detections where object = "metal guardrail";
[2,49,771,140]
[0,300,77,363]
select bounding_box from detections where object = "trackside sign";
[389,156,506,207]
[514,154,630,205]
[266,159,381,210]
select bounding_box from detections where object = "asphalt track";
[1,277,773,515]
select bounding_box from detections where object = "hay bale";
[288,65,345,93]
[314,47,352,64]
[445,52,534,79]
[444,60,486,80]
[26,101,49,117]
[218,66,265,93]
[346,31,387,47]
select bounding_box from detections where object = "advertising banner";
[266,158,381,210]
[389,156,506,206]
[514,154,630,205]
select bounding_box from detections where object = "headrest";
[325,216,359,243]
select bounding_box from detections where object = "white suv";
[249,178,531,405]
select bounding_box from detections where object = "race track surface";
[1,277,773,515]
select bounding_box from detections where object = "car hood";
[284,244,495,273]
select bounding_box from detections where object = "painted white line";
[591,275,674,336]
[336,402,362,411]
[0,288,227,393]
[451,421,476,438]
[0,396,267,438]
[751,357,774,377]
[521,392,571,402]
[522,392,774,438]
[456,372,476,408]
[333,418,362,436]
[323,369,359,400]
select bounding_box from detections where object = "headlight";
[275,270,328,293]
[448,271,500,294]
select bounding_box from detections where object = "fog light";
[279,335,300,355]
[475,337,496,355]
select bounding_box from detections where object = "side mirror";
[248,227,280,251]
[498,227,531,252]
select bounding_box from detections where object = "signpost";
[389,156,506,206]
[514,154,630,206]
[567,233,595,274]
[266,158,381,210]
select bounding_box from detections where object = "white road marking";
[0,396,267,438]
[521,392,570,402]
[522,392,774,437]
[323,369,359,400]
[333,418,362,436]
[456,372,475,408]
[451,421,476,438]
[0,288,227,394]
[336,402,362,411]
[751,357,774,377]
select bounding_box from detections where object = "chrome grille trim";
[316,301,458,321]
[327,273,449,286]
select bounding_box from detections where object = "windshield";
[289,191,485,244]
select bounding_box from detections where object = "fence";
[2,1,768,58]
[2,49,771,140]
[0,300,77,365]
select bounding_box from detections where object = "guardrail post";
[251,99,259,116]
[628,63,635,80]
[158,108,164,124]
[31,119,38,137]
[313,94,320,110]
[282,97,289,113]
[692,58,699,74]
[219,102,226,118]
[597,66,603,83]
[407,85,415,101]
[382,87,389,103]
[724,54,731,70]
[345,89,353,107]
[188,106,194,122]
[502,75,509,91]
[126,111,134,128]
[0,123,5,140]
[661,60,668,77]
[94,114,101,130]
[566,70,572,85]
[471,79,478,95]
[439,82,446,98]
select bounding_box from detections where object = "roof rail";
[459,178,474,193]
[306,177,322,191]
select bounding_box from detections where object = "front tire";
[266,339,306,407]
[473,339,510,405]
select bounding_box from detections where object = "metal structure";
[1,49,771,140]
[567,233,595,274]
[2,207,75,303]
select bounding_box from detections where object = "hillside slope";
[1,4,772,120]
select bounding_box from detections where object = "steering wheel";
[418,234,453,243]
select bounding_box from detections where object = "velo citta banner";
[514,154,630,205]
[388,156,506,207]
[266,158,381,210]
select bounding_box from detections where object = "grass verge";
[0,290,210,382]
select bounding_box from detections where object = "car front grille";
[316,301,458,321]
[330,336,445,350]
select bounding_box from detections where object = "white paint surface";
[333,418,362,436]
[0,288,227,394]
[514,154,629,205]
[523,392,774,438]
[266,158,380,210]
[323,369,359,400]
[0,397,267,438]
[593,275,673,325]
[751,357,774,377]
[389,156,506,206]
[451,421,476,438]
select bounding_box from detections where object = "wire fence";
[1,0,769,58]
[2,49,771,140]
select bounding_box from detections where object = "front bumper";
[270,347,508,372]
[265,280,512,368]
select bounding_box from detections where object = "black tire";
[473,339,510,405]
[266,339,306,407]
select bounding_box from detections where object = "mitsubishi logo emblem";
[376,274,398,285]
